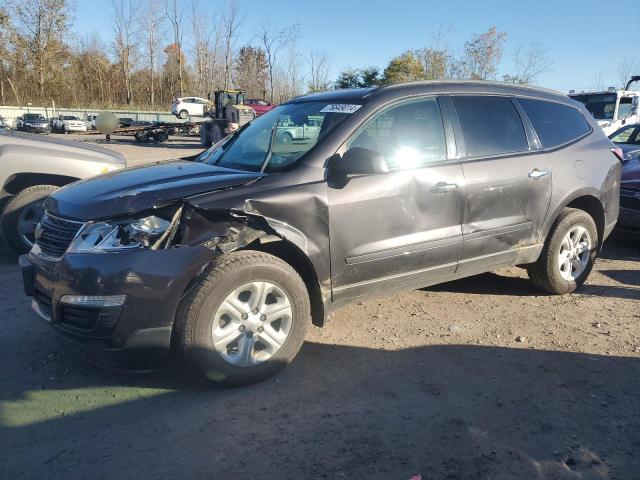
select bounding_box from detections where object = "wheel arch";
[544,191,605,250]
[1,172,79,197]
[243,239,326,327]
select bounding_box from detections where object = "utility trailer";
[112,121,202,143]
[199,90,257,147]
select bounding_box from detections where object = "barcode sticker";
[319,104,362,114]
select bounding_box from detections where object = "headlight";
[68,215,171,253]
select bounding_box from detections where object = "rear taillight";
[611,146,624,163]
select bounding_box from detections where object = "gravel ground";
[1,134,639,479]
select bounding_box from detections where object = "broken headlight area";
[68,208,182,253]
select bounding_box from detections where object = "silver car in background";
[0,130,125,254]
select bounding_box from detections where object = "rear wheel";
[154,131,168,143]
[527,208,598,294]
[0,185,58,254]
[278,131,293,144]
[134,131,149,142]
[174,251,310,386]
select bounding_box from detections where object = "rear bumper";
[19,246,216,369]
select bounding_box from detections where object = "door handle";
[528,169,550,180]
[431,182,458,194]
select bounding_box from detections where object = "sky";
[72,0,638,94]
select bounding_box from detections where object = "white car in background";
[52,115,88,133]
[171,97,209,119]
[85,114,98,130]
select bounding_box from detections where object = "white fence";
[0,105,181,128]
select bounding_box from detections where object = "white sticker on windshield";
[319,104,362,114]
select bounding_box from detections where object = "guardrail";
[0,106,182,128]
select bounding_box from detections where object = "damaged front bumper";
[19,245,216,369]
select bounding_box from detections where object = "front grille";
[35,212,83,259]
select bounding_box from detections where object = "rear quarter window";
[518,98,591,148]
[451,96,529,158]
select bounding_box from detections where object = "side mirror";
[328,147,389,178]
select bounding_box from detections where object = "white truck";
[569,76,640,136]
[51,115,88,134]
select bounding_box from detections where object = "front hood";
[45,160,262,220]
[0,130,124,164]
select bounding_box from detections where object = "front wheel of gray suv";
[527,208,598,294]
[174,251,311,386]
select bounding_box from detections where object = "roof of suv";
[288,81,572,106]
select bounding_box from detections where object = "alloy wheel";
[558,225,591,281]
[211,281,293,367]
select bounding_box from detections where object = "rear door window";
[518,98,591,148]
[347,97,448,170]
[451,96,529,158]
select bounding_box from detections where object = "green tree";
[382,51,424,85]
[334,66,381,89]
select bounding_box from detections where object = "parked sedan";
[245,98,276,116]
[16,113,50,134]
[610,124,640,230]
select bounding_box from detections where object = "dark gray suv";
[20,82,621,385]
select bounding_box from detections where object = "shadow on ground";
[1,341,639,479]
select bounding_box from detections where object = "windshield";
[570,93,617,120]
[196,100,360,172]
[63,116,79,120]
[24,114,45,121]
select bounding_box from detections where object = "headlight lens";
[67,215,171,253]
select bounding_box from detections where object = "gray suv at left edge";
[19,81,621,386]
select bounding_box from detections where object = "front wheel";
[0,185,58,254]
[174,251,310,386]
[178,109,188,119]
[527,208,598,294]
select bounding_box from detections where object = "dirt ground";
[1,134,639,479]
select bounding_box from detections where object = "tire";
[279,131,293,144]
[174,251,311,386]
[200,123,212,147]
[212,124,223,144]
[0,185,58,254]
[527,208,598,294]
[135,131,149,142]
[154,131,168,143]
[178,109,189,119]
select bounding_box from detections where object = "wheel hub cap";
[558,226,591,281]
[211,281,293,367]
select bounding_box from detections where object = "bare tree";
[110,0,138,105]
[459,26,507,80]
[592,71,605,91]
[503,42,552,85]
[617,58,638,89]
[165,0,184,97]
[143,0,163,106]
[7,0,70,101]
[308,50,331,92]
[258,23,298,103]
[190,0,211,96]
[221,3,241,90]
